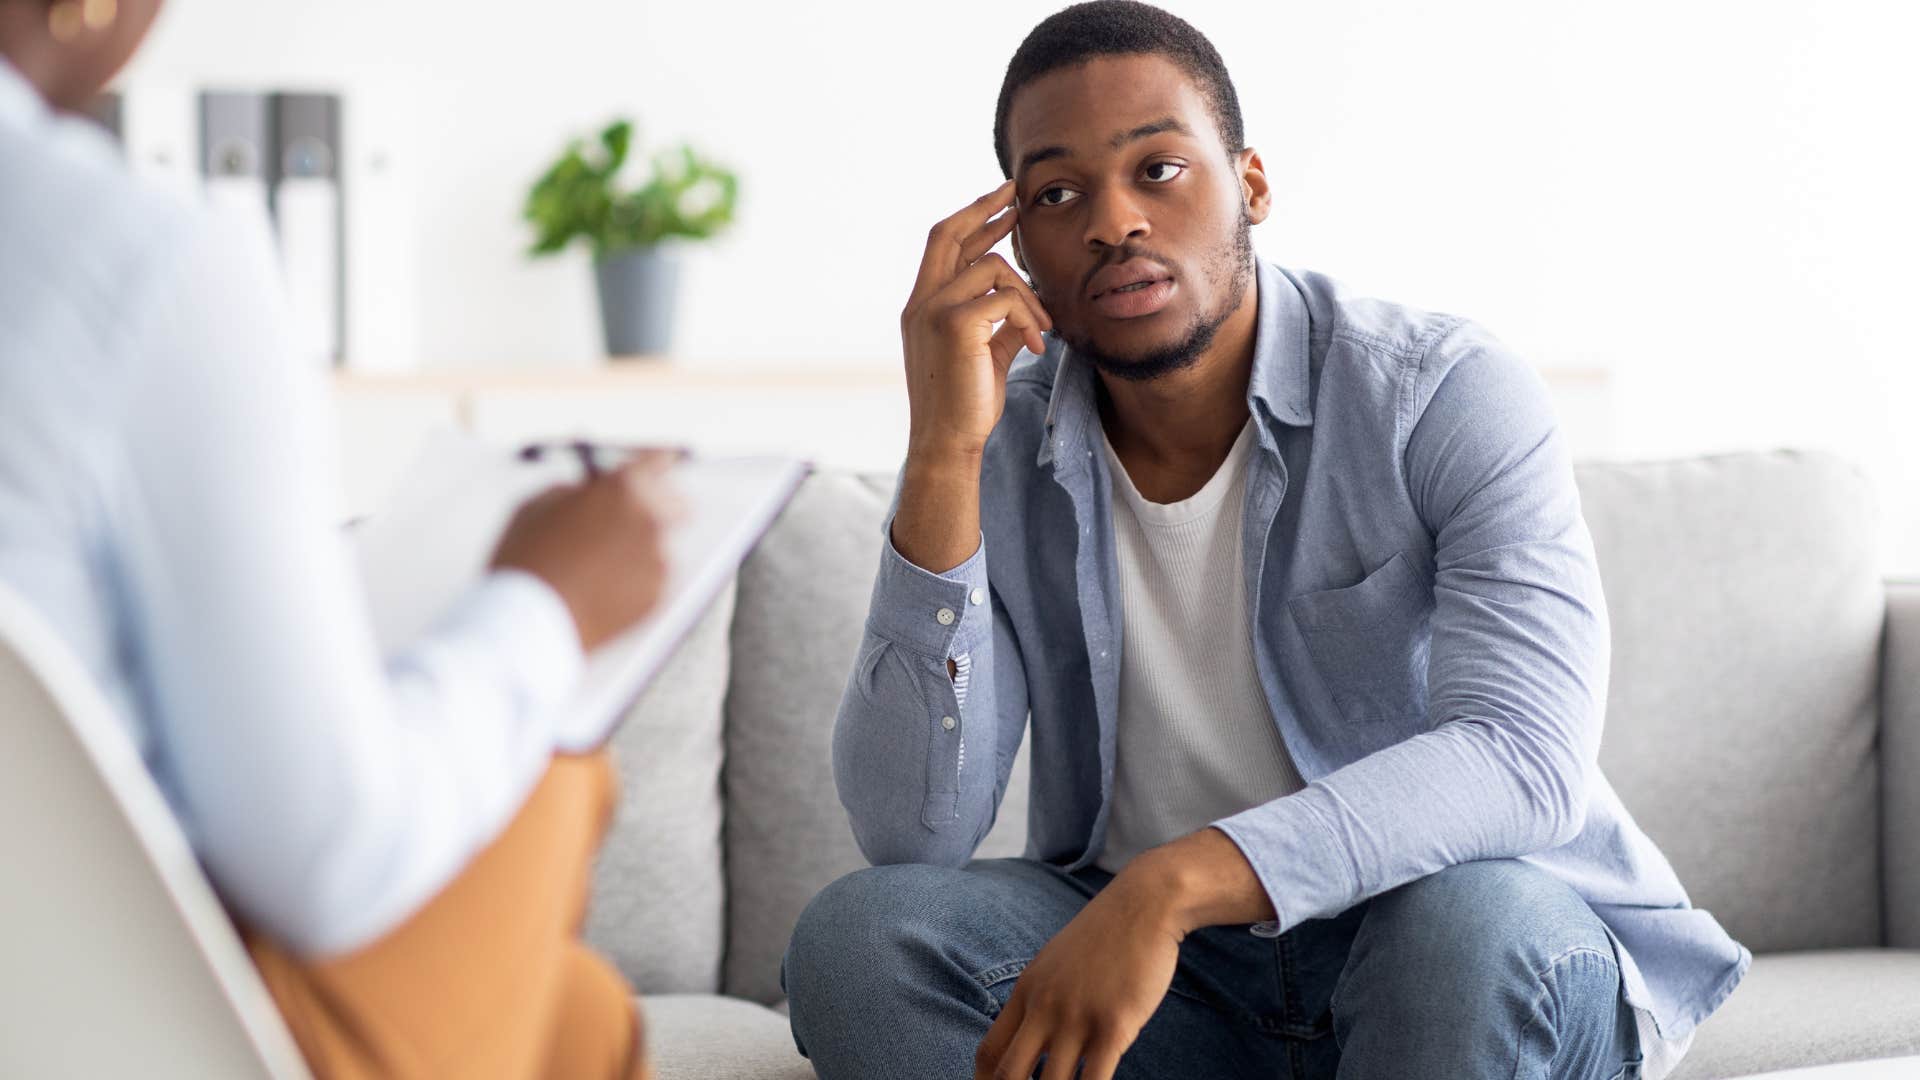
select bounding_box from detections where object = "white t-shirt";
[1095,418,1305,873]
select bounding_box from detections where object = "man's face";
[1004,53,1267,379]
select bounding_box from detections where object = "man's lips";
[1086,258,1174,300]
[1090,277,1176,319]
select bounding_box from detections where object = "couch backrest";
[1577,451,1883,951]
[717,473,1028,1004]
[586,583,735,993]
[594,450,1890,999]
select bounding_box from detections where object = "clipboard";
[351,430,808,750]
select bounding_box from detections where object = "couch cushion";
[1577,452,1883,952]
[641,994,813,1080]
[1672,950,1920,1078]
[587,584,735,993]
[722,472,1030,1003]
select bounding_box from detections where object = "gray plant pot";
[594,247,680,358]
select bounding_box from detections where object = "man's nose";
[1083,189,1150,251]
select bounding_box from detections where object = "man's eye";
[1035,186,1081,207]
[1143,162,1186,182]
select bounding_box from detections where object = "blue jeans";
[783,858,1642,1079]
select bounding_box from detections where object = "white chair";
[0,582,310,1078]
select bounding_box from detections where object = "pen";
[516,439,693,478]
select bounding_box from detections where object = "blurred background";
[106,0,1920,569]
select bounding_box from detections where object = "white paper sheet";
[351,429,807,749]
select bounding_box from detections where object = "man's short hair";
[993,0,1246,177]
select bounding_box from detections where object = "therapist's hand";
[490,452,684,651]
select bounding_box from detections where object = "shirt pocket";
[1287,550,1433,725]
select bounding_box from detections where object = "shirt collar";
[1038,258,1314,470]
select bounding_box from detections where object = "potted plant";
[524,119,738,358]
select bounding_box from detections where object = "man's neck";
[1097,274,1260,504]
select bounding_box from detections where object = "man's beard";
[1061,213,1255,384]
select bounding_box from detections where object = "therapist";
[0,2,664,1077]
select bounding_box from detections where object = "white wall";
[128,0,1920,568]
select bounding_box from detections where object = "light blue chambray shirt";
[832,259,1749,1054]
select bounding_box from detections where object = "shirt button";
[935,607,956,626]
[969,588,985,606]
[1250,920,1282,939]
[941,715,957,731]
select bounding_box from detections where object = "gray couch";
[587,450,1920,1080]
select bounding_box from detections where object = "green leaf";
[523,120,739,259]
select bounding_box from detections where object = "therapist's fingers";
[610,453,688,526]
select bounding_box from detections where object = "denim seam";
[973,959,1029,990]
[1510,946,1619,1080]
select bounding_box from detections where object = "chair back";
[0,582,309,1078]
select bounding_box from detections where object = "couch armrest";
[1883,581,1920,947]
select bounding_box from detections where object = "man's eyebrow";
[1111,116,1192,148]
[1015,117,1195,175]
[1017,145,1069,174]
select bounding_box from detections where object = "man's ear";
[1011,221,1030,274]
[1239,148,1272,226]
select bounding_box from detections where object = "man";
[782,3,1746,1079]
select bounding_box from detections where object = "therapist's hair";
[992,0,1246,177]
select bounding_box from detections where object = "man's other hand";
[973,829,1275,1080]
[972,867,1181,1080]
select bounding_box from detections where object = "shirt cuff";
[1212,787,1360,933]
[453,568,587,721]
[864,519,992,659]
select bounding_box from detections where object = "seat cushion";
[586,585,735,993]
[642,994,813,1080]
[1672,950,1920,1079]
[1577,453,1884,952]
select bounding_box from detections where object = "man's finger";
[947,292,1047,357]
[955,204,1019,268]
[911,179,1016,304]
[975,991,1026,1080]
[1038,1033,1085,1080]
[987,320,1044,370]
[1079,1038,1125,1080]
[990,1020,1051,1080]
[931,254,1052,335]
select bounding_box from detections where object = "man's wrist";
[1120,828,1274,937]
[1116,841,1212,938]
[903,438,985,482]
